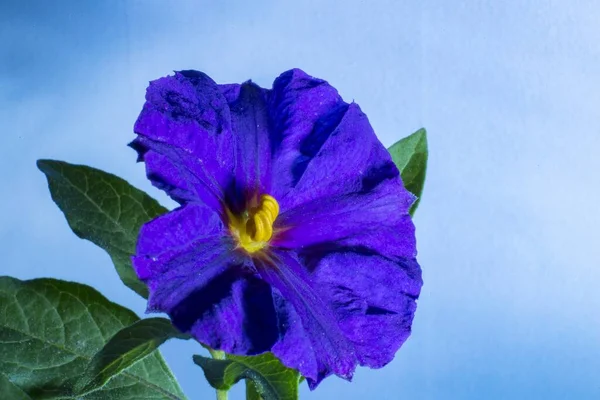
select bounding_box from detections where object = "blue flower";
[131,69,422,388]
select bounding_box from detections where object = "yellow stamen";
[228,194,280,254]
[253,213,266,241]
[261,194,279,217]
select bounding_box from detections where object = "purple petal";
[257,249,421,388]
[132,203,280,354]
[269,288,319,382]
[273,176,416,259]
[266,72,412,210]
[180,269,280,355]
[219,82,272,212]
[311,251,421,370]
[255,250,358,386]
[131,137,229,213]
[133,70,237,210]
[268,99,416,259]
[276,100,413,209]
[267,69,346,200]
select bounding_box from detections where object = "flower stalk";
[208,349,228,400]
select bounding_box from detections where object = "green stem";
[216,388,228,400]
[208,349,228,400]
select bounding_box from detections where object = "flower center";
[228,194,279,254]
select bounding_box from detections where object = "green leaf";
[193,352,299,400]
[74,318,186,396]
[388,128,428,216]
[246,380,263,400]
[37,159,168,298]
[0,372,33,400]
[0,277,186,399]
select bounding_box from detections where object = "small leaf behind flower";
[37,159,168,298]
[388,128,428,216]
[0,276,186,399]
[193,352,299,400]
[74,317,186,396]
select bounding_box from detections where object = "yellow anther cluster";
[247,194,279,242]
[229,194,280,254]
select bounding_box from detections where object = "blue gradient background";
[2,1,599,399]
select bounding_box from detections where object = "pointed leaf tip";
[388,128,428,216]
[36,159,168,298]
